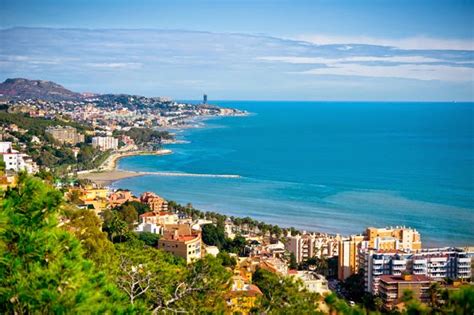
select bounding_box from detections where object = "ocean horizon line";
[180,99,474,103]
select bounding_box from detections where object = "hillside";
[0,78,82,101]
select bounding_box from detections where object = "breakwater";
[136,171,241,178]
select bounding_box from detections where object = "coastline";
[77,113,249,186]
[78,149,172,186]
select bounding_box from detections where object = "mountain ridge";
[0,78,84,101]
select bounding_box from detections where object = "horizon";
[4,77,474,103]
[1,0,473,101]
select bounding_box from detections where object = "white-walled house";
[0,142,37,173]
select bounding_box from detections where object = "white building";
[292,271,330,295]
[361,247,472,294]
[360,250,411,294]
[191,219,213,231]
[286,233,340,263]
[0,142,37,173]
[205,245,220,257]
[91,136,119,151]
[411,247,472,281]
[135,222,162,234]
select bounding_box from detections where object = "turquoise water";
[114,101,474,246]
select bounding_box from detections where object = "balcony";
[392,260,406,265]
[392,265,405,270]
[413,259,427,264]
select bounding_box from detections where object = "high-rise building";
[285,233,340,263]
[360,247,472,294]
[285,234,316,263]
[411,247,472,281]
[361,249,411,294]
[338,234,365,280]
[338,226,422,280]
[91,136,118,151]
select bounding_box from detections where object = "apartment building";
[361,247,472,294]
[140,192,169,212]
[285,234,316,263]
[109,189,138,208]
[338,226,422,280]
[379,274,433,310]
[285,233,340,264]
[46,126,84,144]
[338,234,366,280]
[411,247,472,281]
[139,211,179,226]
[0,142,37,173]
[158,224,202,263]
[91,136,119,151]
[360,249,411,294]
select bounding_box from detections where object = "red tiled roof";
[227,284,263,298]
[162,234,200,242]
[140,211,174,218]
[158,211,173,216]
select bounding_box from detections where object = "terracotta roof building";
[379,274,434,310]
[158,224,201,264]
[140,192,168,212]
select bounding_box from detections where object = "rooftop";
[379,274,432,284]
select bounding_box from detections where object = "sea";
[113,101,474,247]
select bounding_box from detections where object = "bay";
[114,101,474,246]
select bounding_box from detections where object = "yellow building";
[338,234,365,280]
[79,187,108,200]
[366,227,421,251]
[225,275,262,315]
[67,186,109,213]
[338,227,422,280]
[0,173,16,191]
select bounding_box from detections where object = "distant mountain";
[0,78,83,101]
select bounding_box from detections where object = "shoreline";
[78,149,172,186]
[78,113,248,186]
[78,148,242,186]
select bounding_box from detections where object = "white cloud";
[300,63,474,82]
[258,55,445,64]
[258,55,474,81]
[297,34,474,51]
[84,62,143,69]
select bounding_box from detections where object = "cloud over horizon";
[0,27,473,100]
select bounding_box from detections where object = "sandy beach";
[78,149,172,186]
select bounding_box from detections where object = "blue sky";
[0,0,473,100]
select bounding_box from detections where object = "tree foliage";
[0,175,130,313]
[62,206,116,268]
[1,175,473,314]
[253,267,323,314]
[113,240,231,313]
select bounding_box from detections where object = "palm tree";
[427,282,441,309]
